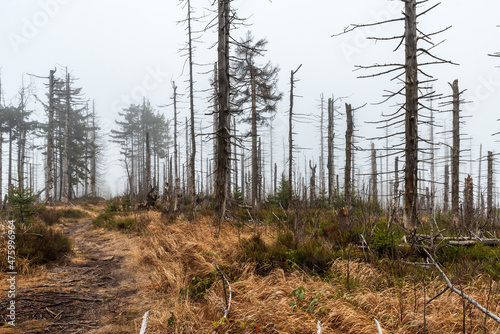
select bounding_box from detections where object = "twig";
[317,320,322,334]
[426,286,449,305]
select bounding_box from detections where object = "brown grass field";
[136,212,500,334]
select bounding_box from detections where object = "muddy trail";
[1,218,154,333]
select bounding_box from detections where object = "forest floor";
[0,215,153,333]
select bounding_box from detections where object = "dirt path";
[1,218,153,333]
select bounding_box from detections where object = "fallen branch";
[374,319,383,334]
[317,320,322,334]
[215,264,232,318]
[422,249,500,324]
[139,311,150,334]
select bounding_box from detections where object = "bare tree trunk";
[185,117,189,196]
[62,71,70,203]
[444,164,450,212]
[212,63,218,197]
[451,79,460,227]
[328,98,334,204]
[404,0,418,231]
[269,118,274,197]
[87,105,97,198]
[215,0,231,223]
[146,132,151,192]
[241,148,245,203]
[371,142,378,202]
[309,160,316,203]
[46,69,55,202]
[343,103,353,229]
[258,136,262,203]
[200,122,204,194]
[187,0,196,200]
[478,144,483,217]
[394,157,399,207]
[320,94,325,197]
[8,129,12,188]
[430,107,435,212]
[251,72,258,210]
[274,162,277,195]
[0,72,2,204]
[172,82,179,199]
[464,175,474,233]
[288,66,302,207]
[487,151,493,225]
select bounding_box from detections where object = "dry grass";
[136,214,500,334]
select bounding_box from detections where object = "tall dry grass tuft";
[136,215,500,333]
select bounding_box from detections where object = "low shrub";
[0,223,72,271]
[37,206,62,225]
[37,206,88,225]
[239,231,334,275]
[92,212,120,228]
[92,212,148,233]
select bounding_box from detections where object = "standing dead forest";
[3,0,500,333]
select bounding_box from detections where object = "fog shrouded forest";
[3,0,500,333]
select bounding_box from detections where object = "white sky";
[1,0,500,197]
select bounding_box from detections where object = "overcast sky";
[1,0,500,196]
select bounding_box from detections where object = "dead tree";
[90,100,97,197]
[215,0,231,224]
[172,81,180,202]
[327,98,334,204]
[444,164,450,212]
[0,72,2,205]
[487,151,493,225]
[45,69,56,202]
[146,132,151,192]
[319,94,326,196]
[333,0,455,231]
[371,142,378,202]
[463,175,474,233]
[62,70,70,202]
[451,80,461,226]
[309,160,317,203]
[394,157,400,209]
[288,64,302,207]
[342,103,353,229]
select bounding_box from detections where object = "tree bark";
[320,94,325,197]
[309,160,316,203]
[146,132,151,192]
[46,69,56,202]
[344,103,353,229]
[327,98,334,204]
[487,151,493,225]
[215,0,231,224]
[90,101,97,197]
[444,164,449,212]
[463,175,473,232]
[172,82,179,199]
[62,71,70,203]
[187,0,196,200]
[403,0,419,230]
[251,72,259,210]
[371,142,378,202]
[451,79,460,226]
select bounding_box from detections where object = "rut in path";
[0,217,154,334]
